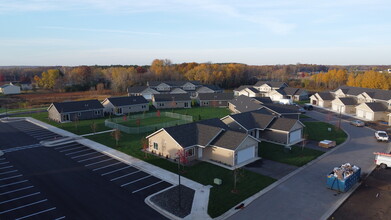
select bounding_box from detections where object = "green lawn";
[299,114,310,119]
[304,121,347,145]
[294,100,310,105]
[157,107,230,121]
[259,142,324,167]
[88,132,275,218]
[117,116,179,127]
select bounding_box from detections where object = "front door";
[62,114,70,122]
[198,147,203,159]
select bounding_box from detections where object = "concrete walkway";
[22,117,212,220]
[226,110,391,220]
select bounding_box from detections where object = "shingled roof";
[267,117,301,131]
[153,93,191,102]
[233,85,253,92]
[105,96,148,107]
[261,103,300,114]
[229,110,275,130]
[317,92,334,100]
[336,86,391,101]
[363,102,388,112]
[254,81,287,88]
[337,97,357,105]
[210,130,250,150]
[229,95,263,113]
[198,93,234,101]
[127,86,149,93]
[52,100,104,113]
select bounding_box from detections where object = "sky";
[0,0,390,66]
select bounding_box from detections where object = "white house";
[0,83,21,95]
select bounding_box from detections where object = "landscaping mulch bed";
[150,185,195,218]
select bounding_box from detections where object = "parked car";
[375,131,389,142]
[303,104,313,110]
[350,120,365,127]
[374,152,391,169]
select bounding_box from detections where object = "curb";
[215,112,352,220]
[145,185,184,220]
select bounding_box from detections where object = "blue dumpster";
[326,165,361,192]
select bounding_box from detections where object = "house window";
[77,112,81,117]
[94,110,101,115]
[186,148,194,157]
[153,142,158,150]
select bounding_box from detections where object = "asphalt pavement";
[0,119,170,219]
[228,109,391,220]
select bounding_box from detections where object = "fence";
[105,112,193,134]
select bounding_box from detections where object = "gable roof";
[233,85,253,92]
[251,97,273,104]
[153,93,191,102]
[261,103,300,114]
[281,87,304,96]
[254,81,287,88]
[338,97,357,105]
[267,117,302,131]
[148,81,202,87]
[202,84,223,92]
[335,86,391,101]
[317,92,334,100]
[246,87,260,94]
[52,100,104,113]
[229,110,275,130]
[105,96,148,107]
[170,88,188,94]
[229,95,263,113]
[198,93,234,101]
[127,86,149,93]
[362,102,388,112]
[210,130,250,150]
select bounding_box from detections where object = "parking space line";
[92,162,121,171]
[0,199,48,215]
[0,161,10,165]
[78,155,106,163]
[59,146,84,153]
[65,148,91,156]
[85,158,114,167]
[0,165,14,170]
[0,192,41,205]
[71,151,98,159]
[132,180,164,194]
[54,216,66,220]
[121,175,151,187]
[0,170,18,175]
[35,135,58,139]
[0,174,22,181]
[0,186,34,196]
[54,144,80,150]
[15,207,57,220]
[0,158,5,161]
[110,170,141,181]
[102,166,132,176]
[0,180,28,188]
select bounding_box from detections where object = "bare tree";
[111,129,121,147]
[90,121,97,135]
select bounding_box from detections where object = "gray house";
[198,93,234,107]
[48,100,104,123]
[102,96,149,115]
[127,86,160,100]
[152,94,192,109]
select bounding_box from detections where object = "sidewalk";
[23,117,212,220]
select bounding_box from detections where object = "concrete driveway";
[228,110,391,220]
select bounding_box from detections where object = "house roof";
[338,97,357,105]
[52,100,104,113]
[198,92,234,101]
[268,117,300,131]
[251,97,273,104]
[153,93,191,102]
[229,95,263,113]
[210,130,249,150]
[202,84,223,92]
[229,110,275,130]
[363,102,388,112]
[233,85,253,92]
[105,96,148,107]
[335,86,391,101]
[170,88,188,94]
[0,83,19,89]
[127,86,149,93]
[254,81,287,88]
[281,87,304,96]
[261,103,300,114]
[148,81,202,87]
[317,92,334,100]
[246,87,260,94]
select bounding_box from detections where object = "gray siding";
[153,101,191,109]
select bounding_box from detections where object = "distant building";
[48,100,104,123]
[102,96,149,115]
[198,93,234,107]
[152,94,192,109]
[0,83,21,95]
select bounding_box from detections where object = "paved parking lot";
[0,119,172,219]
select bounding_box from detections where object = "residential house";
[48,100,104,123]
[332,86,391,106]
[152,94,192,109]
[221,109,304,146]
[0,83,20,95]
[261,103,301,119]
[146,118,260,169]
[102,96,149,115]
[331,97,358,114]
[127,86,160,100]
[355,102,389,121]
[233,85,253,96]
[253,81,288,93]
[237,87,260,97]
[198,93,234,107]
[228,95,265,113]
[310,92,334,108]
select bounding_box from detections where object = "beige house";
[331,97,357,114]
[253,81,288,92]
[237,87,260,97]
[310,92,334,108]
[152,94,191,109]
[355,102,389,121]
[102,96,149,115]
[146,118,260,169]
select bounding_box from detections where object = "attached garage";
[365,111,374,120]
[237,146,256,164]
[357,109,364,118]
[355,102,388,122]
[289,130,302,144]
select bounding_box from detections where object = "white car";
[375,131,389,142]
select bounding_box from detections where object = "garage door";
[332,104,339,111]
[357,109,364,118]
[289,130,302,144]
[365,111,374,120]
[237,146,255,164]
